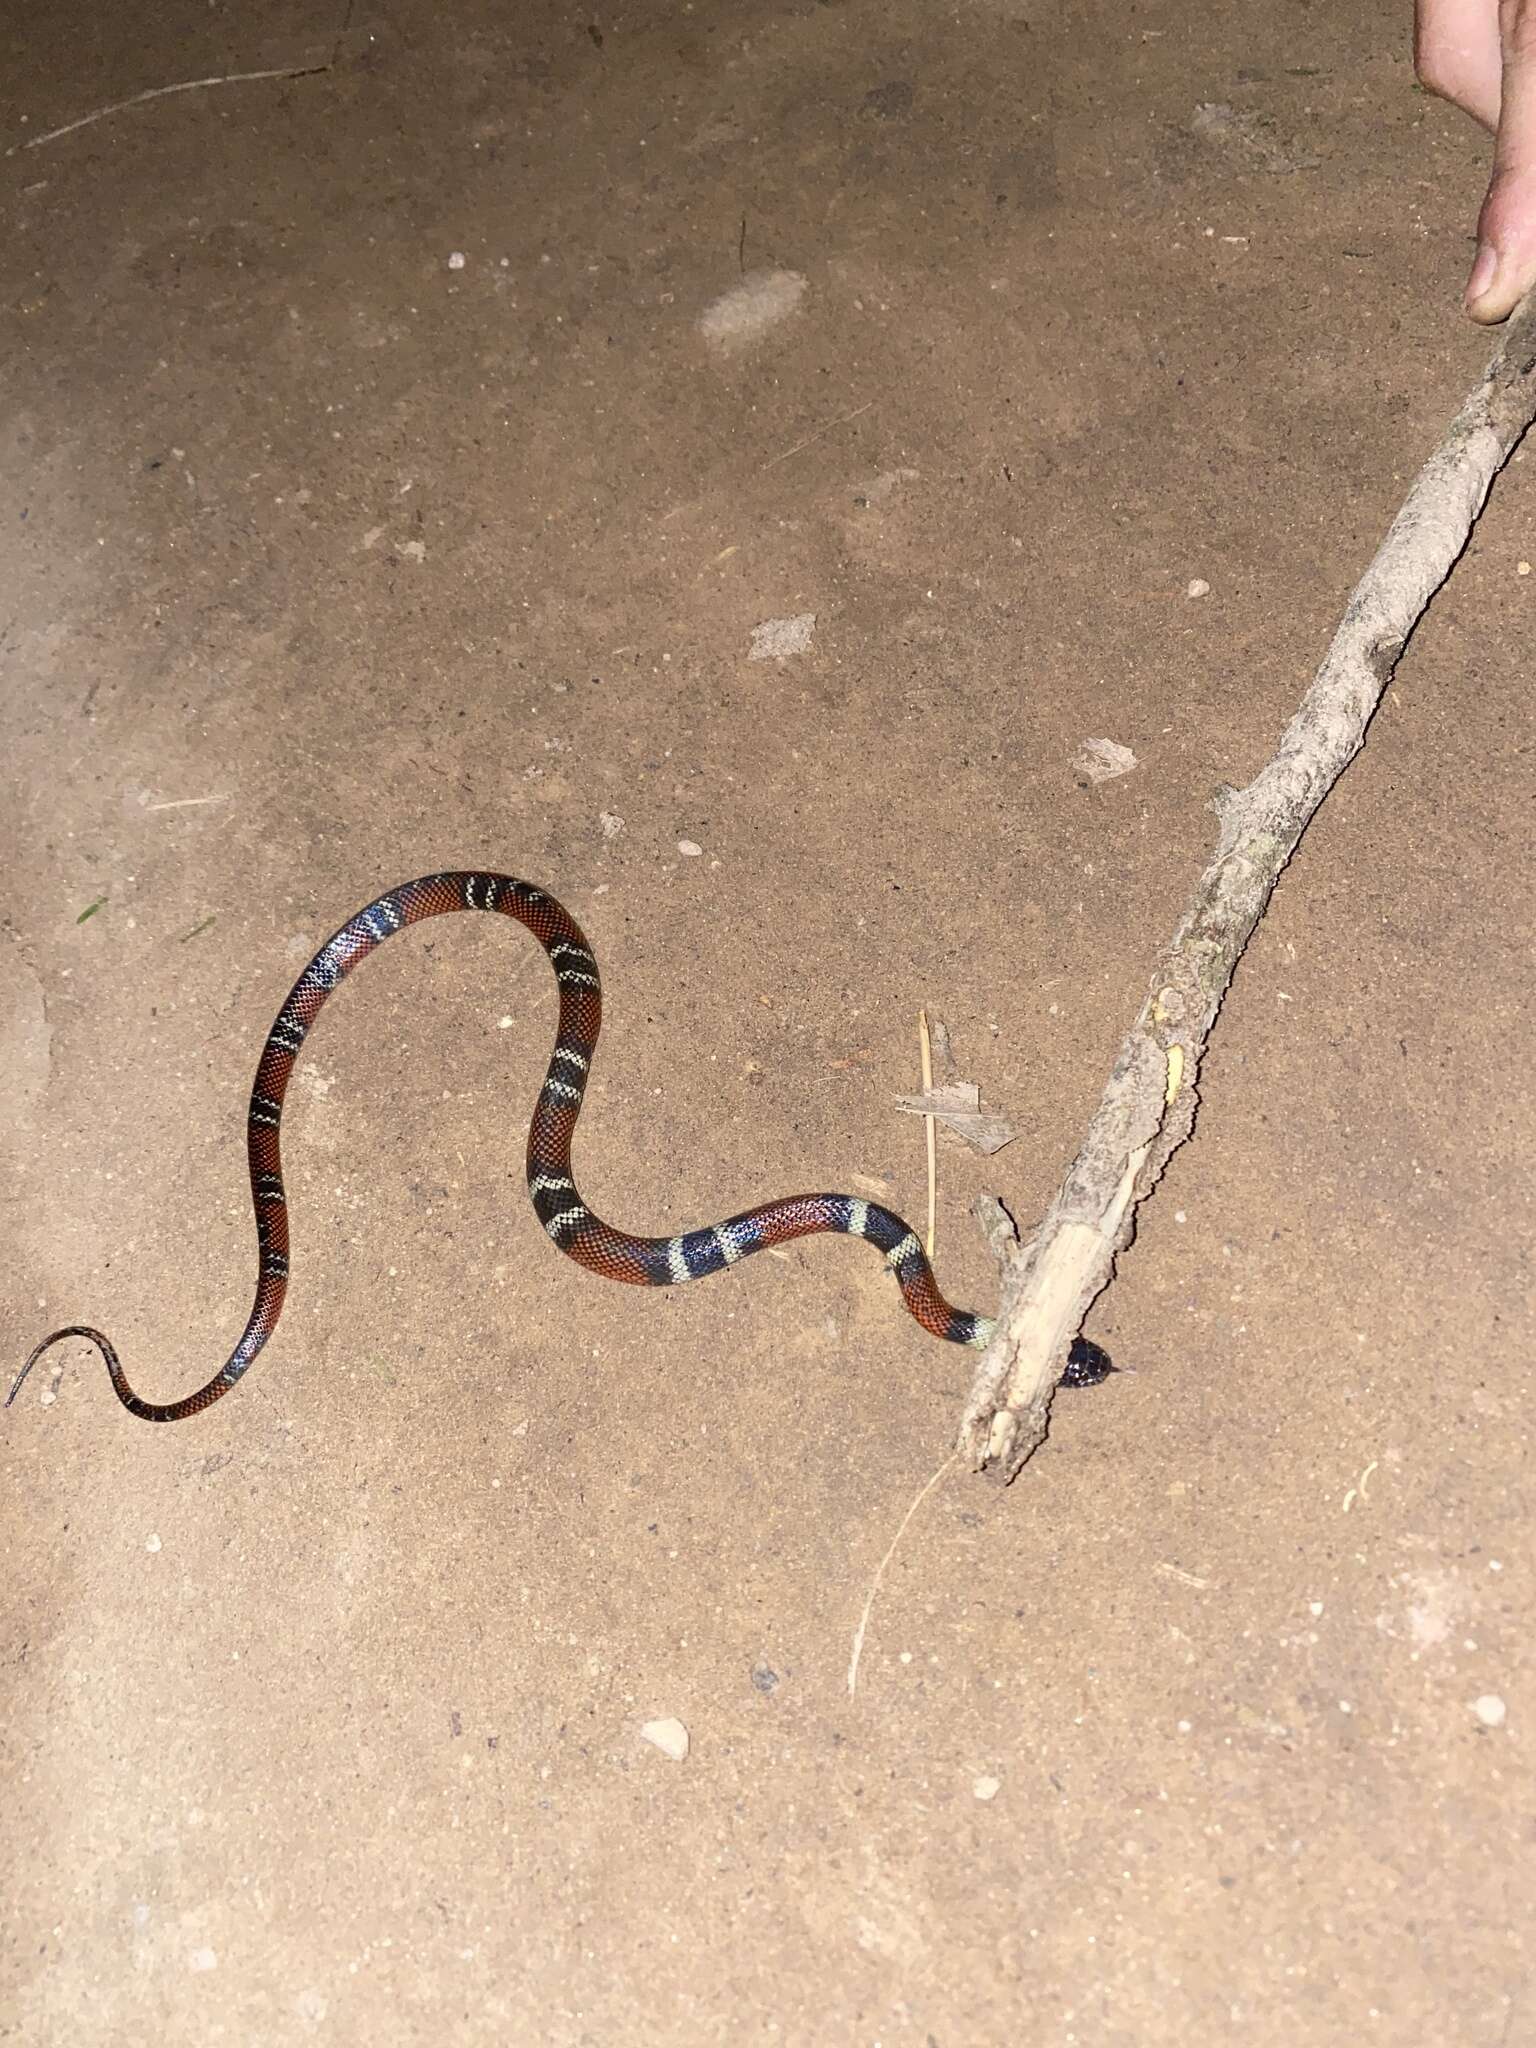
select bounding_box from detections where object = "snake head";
[1061,1337,1118,1389]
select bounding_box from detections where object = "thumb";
[1467,1,1536,320]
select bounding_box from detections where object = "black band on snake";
[8,872,1113,1422]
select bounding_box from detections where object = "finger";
[1416,0,1503,127]
[1467,0,1536,317]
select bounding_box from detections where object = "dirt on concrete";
[2,2,1532,2042]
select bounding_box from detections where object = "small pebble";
[973,1776,1002,1802]
[599,812,625,839]
[145,1534,162,1554]
[639,1717,690,1761]
[1473,1694,1507,1728]
[698,269,807,353]
[1187,578,1211,598]
[1518,561,1531,577]
[677,840,703,857]
[447,251,466,270]
[749,613,816,661]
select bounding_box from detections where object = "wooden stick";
[918,1009,937,1258]
[961,291,1536,1483]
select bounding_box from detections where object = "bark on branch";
[961,292,1536,1483]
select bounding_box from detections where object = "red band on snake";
[9,872,1112,1422]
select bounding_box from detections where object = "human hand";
[1415,0,1536,320]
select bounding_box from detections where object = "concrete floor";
[3,2,1533,2042]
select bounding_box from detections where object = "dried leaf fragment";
[895,1081,1015,1155]
[1074,737,1137,784]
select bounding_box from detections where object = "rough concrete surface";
[2,2,1532,2042]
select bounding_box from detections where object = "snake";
[8,871,1114,1422]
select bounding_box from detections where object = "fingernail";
[1465,240,1500,308]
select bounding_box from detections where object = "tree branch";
[961,290,1536,1483]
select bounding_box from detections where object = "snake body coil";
[10,872,1111,1421]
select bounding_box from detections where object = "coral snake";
[9,872,1112,1422]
